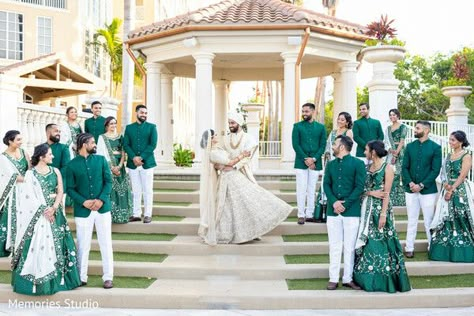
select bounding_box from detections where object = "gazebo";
[127,0,372,168]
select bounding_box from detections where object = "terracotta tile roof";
[128,0,368,41]
[0,53,57,74]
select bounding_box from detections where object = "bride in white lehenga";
[199,130,292,245]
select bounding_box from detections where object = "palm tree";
[91,18,123,97]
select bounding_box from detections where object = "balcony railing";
[17,103,90,154]
[9,0,67,9]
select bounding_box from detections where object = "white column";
[332,72,342,129]
[122,0,135,128]
[338,61,359,126]
[442,86,472,134]
[242,104,264,170]
[0,75,23,145]
[159,73,175,166]
[214,80,229,137]
[145,62,162,165]
[192,52,215,165]
[362,46,406,131]
[280,51,299,169]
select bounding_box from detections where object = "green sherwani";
[47,142,70,171]
[291,120,327,170]
[46,142,70,190]
[353,117,384,157]
[66,154,112,218]
[323,154,366,217]
[123,121,158,169]
[402,139,442,194]
[84,116,106,143]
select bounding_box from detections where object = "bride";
[199,129,292,245]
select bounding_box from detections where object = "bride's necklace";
[371,159,383,172]
[230,132,244,150]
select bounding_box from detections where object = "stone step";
[153,191,297,203]
[1,283,472,309]
[66,218,423,235]
[152,204,408,217]
[2,256,470,280]
[83,236,429,256]
[154,180,296,191]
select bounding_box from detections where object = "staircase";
[0,173,473,309]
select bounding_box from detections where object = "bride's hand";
[242,150,251,157]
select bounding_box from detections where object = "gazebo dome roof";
[128,0,369,43]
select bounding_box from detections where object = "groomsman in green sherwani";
[323,135,365,291]
[84,101,106,143]
[124,104,158,224]
[292,103,326,225]
[402,120,441,258]
[66,133,114,289]
[45,123,70,175]
[353,103,384,164]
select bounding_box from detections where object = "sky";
[230,0,474,108]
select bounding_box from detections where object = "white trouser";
[128,166,154,217]
[405,192,437,252]
[75,211,114,282]
[295,168,319,218]
[327,215,360,284]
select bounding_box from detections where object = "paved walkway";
[1,306,474,316]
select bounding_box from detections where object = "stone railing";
[259,140,281,158]
[17,103,91,154]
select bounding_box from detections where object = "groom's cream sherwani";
[222,129,258,184]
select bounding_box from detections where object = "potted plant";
[361,15,406,64]
[173,143,194,167]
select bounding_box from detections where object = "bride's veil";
[198,129,218,245]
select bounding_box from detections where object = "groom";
[219,111,258,183]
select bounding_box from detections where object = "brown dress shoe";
[305,217,317,223]
[80,281,87,287]
[129,216,141,222]
[405,251,414,258]
[103,280,113,289]
[297,217,305,225]
[343,281,362,290]
[143,216,152,224]
[327,282,338,290]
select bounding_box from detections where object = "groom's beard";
[229,126,239,133]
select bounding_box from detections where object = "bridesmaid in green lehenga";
[430,131,474,262]
[0,130,29,257]
[314,112,353,222]
[385,109,407,207]
[97,116,133,224]
[12,144,80,295]
[354,140,411,293]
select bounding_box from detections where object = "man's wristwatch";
[419,183,425,190]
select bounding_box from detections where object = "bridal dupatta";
[0,154,19,253]
[13,170,58,293]
[198,130,218,245]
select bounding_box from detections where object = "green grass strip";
[285,252,429,264]
[0,271,156,288]
[151,215,184,221]
[89,251,167,262]
[153,188,196,193]
[282,232,428,242]
[287,274,474,290]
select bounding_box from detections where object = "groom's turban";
[227,111,244,126]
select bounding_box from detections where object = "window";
[37,17,52,55]
[0,11,23,60]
